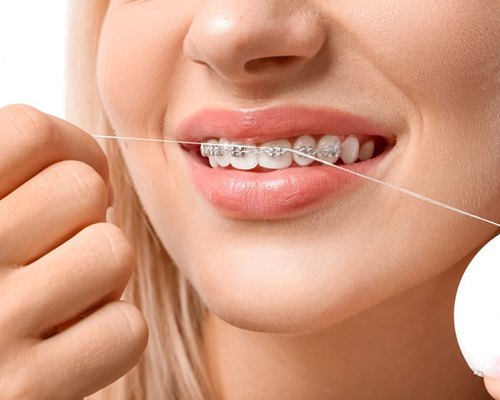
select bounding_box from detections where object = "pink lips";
[174,105,394,219]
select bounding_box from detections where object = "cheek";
[334,0,500,107]
[96,4,191,134]
[337,0,500,219]
[95,4,205,276]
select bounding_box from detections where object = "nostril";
[244,55,303,73]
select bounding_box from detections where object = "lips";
[176,105,396,144]
[172,105,396,219]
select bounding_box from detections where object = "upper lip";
[175,105,397,144]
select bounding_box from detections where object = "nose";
[183,0,327,84]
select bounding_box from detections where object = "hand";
[485,378,500,399]
[0,104,148,400]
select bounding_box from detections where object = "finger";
[0,160,109,266]
[3,223,135,338]
[0,104,110,200]
[484,377,500,399]
[29,301,148,400]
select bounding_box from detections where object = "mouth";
[190,133,389,171]
[173,105,397,219]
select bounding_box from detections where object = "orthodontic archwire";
[91,134,500,228]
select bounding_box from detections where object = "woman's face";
[97,0,500,333]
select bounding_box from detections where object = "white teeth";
[258,139,293,169]
[316,135,341,164]
[358,140,375,161]
[217,138,231,167]
[293,135,316,166]
[201,134,382,170]
[340,135,360,164]
[207,139,219,168]
[229,141,259,170]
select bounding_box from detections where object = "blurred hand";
[485,377,500,399]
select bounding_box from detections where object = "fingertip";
[483,376,500,399]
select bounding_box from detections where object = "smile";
[173,105,398,218]
[199,133,387,171]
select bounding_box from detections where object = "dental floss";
[91,134,500,228]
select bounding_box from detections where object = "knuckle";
[111,301,149,349]
[52,160,108,212]
[83,223,136,282]
[0,104,56,148]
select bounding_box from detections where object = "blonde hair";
[66,2,212,399]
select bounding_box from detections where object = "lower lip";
[184,149,388,219]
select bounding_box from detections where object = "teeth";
[293,135,316,166]
[200,134,381,170]
[207,139,219,168]
[316,135,341,164]
[217,138,231,167]
[340,135,360,164]
[229,141,259,170]
[258,139,293,169]
[358,140,375,161]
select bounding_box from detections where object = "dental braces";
[201,143,341,159]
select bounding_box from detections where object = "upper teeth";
[200,134,375,170]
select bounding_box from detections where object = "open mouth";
[173,105,398,218]
[182,133,391,171]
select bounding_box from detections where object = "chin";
[188,246,376,335]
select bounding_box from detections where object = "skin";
[96,0,500,398]
[0,104,148,399]
[2,0,497,399]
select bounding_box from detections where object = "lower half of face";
[97,0,500,333]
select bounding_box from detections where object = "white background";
[0,1,67,118]
[0,1,498,260]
